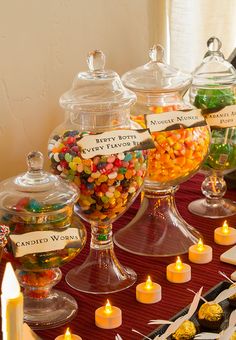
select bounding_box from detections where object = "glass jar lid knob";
[149,44,165,63]
[87,50,105,72]
[204,36,224,58]
[27,151,44,172]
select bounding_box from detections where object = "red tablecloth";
[1,174,236,340]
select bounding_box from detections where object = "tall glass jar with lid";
[188,37,236,218]
[48,50,150,293]
[0,151,86,329]
[114,45,210,256]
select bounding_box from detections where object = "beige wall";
[0,0,163,179]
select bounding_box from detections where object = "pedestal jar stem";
[65,223,137,294]
[188,170,236,218]
[114,186,202,257]
[16,268,78,330]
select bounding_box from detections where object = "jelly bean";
[48,130,147,230]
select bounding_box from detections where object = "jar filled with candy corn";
[188,37,236,218]
[0,151,86,329]
[48,50,153,294]
[114,44,210,256]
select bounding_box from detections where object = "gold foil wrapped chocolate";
[198,302,224,321]
[172,320,197,340]
[231,332,236,340]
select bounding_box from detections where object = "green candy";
[194,88,235,110]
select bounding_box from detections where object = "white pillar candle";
[214,220,236,246]
[55,327,82,340]
[188,238,213,264]
[95,300,122,329]
[136,276,162,304]
[166,256,191,283]
[1,262,23,340]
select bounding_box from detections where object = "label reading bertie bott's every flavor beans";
[203,105,236,128]
[77,129,155,159]
[10,228,81,257]
[146,109,206,133]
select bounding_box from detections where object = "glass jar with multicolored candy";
[48,50,152,294]
[188,37,236,218]
[0,151,86,329]
[114,44,210,257]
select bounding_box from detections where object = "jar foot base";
[114,193,202,257]
[23,289,78,330]
[66,249,137,294]
[188,198,236,218]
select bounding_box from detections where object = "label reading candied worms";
[203,104,236,128]
[77,129,155,159]
[10,228,82,257]
[146,109,206,133]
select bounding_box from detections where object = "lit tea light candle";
[54,327,82,340]
[1,262,23,340]
[166,256,191,283]
[95,299,122,329]
[136,275,162,304]
[188,238,213,264]
[214,220,236,246]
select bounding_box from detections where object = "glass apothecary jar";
[0,151,86,329]
[188,37,236,218]
[48,50,150,293]
[114,45,210,256]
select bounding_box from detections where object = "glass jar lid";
[192,37,236,86]
[122,44,191,93]
[0,151,79,214]
[60,50,136,112]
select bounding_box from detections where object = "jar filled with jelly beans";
[0,151,86,329]
[188,36,236,218]
[48,50,150,294]
[114,44,210,257]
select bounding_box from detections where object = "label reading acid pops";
[203,104,236,128]
[77,129,155,159]
[10,228,82,257]
[146,109,206,132]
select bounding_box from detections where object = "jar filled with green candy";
[0,151,86,329]
[189,36,236,218]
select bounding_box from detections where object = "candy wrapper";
[194,309,236,339]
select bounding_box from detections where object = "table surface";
[1,174,236,340]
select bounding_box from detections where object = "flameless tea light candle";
[95,299,122,329]
[166,256,191,283]
[55,327,82,340]
[188,238,213,264]
[214,220,236,246]
[136,275,162,304]
[1,262,24,340]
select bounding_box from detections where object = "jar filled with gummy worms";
[0,151,86,329]
[114,44,210,257]
[48,50,151,294]
[188,37,236,218]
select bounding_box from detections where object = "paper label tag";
[203,105,236,128]
[145,109,206,132]
[10,228,81,257]
[77,129,155,159]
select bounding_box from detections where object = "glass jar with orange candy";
[114,45,210,257]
